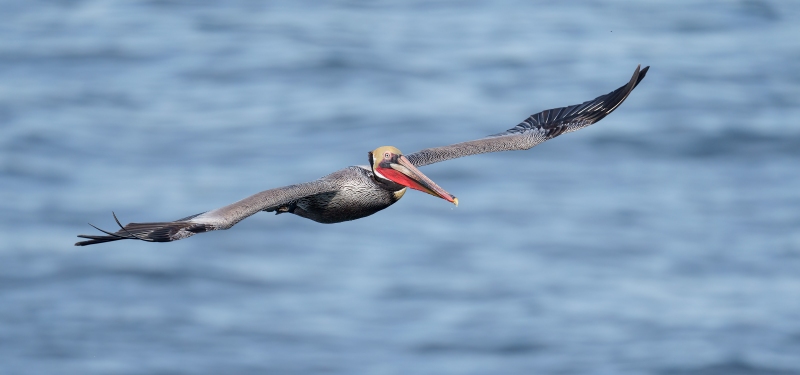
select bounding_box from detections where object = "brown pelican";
[75,65,649,246]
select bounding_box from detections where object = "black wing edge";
[74,212,210,246]
[500,65,649,138]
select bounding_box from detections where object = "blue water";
[2,1,800,374]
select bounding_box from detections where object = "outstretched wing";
[75,179,338,246]
[405,65,649,167]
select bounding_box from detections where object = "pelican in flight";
[75,65,649,246]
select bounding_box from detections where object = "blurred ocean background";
[2,1,799,374]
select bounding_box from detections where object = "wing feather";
[406,65,648,167]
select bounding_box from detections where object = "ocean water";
[1,1,799,374]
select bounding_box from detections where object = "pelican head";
[368,146,458,206]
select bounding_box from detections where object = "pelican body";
[76,65,648,246]
[264,148,456,225]
[268,166,407,224]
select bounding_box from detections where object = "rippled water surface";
[2,1,800,374]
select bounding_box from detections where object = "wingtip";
[74,234,118,246]
[634,65,650,89]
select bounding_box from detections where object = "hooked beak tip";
[453,197,459,207]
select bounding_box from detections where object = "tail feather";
[75,213,211,246]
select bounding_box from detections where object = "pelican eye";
[384,152,391,159]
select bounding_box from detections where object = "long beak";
[383,155,458,206]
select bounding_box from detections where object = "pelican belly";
[285,166,404,224]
